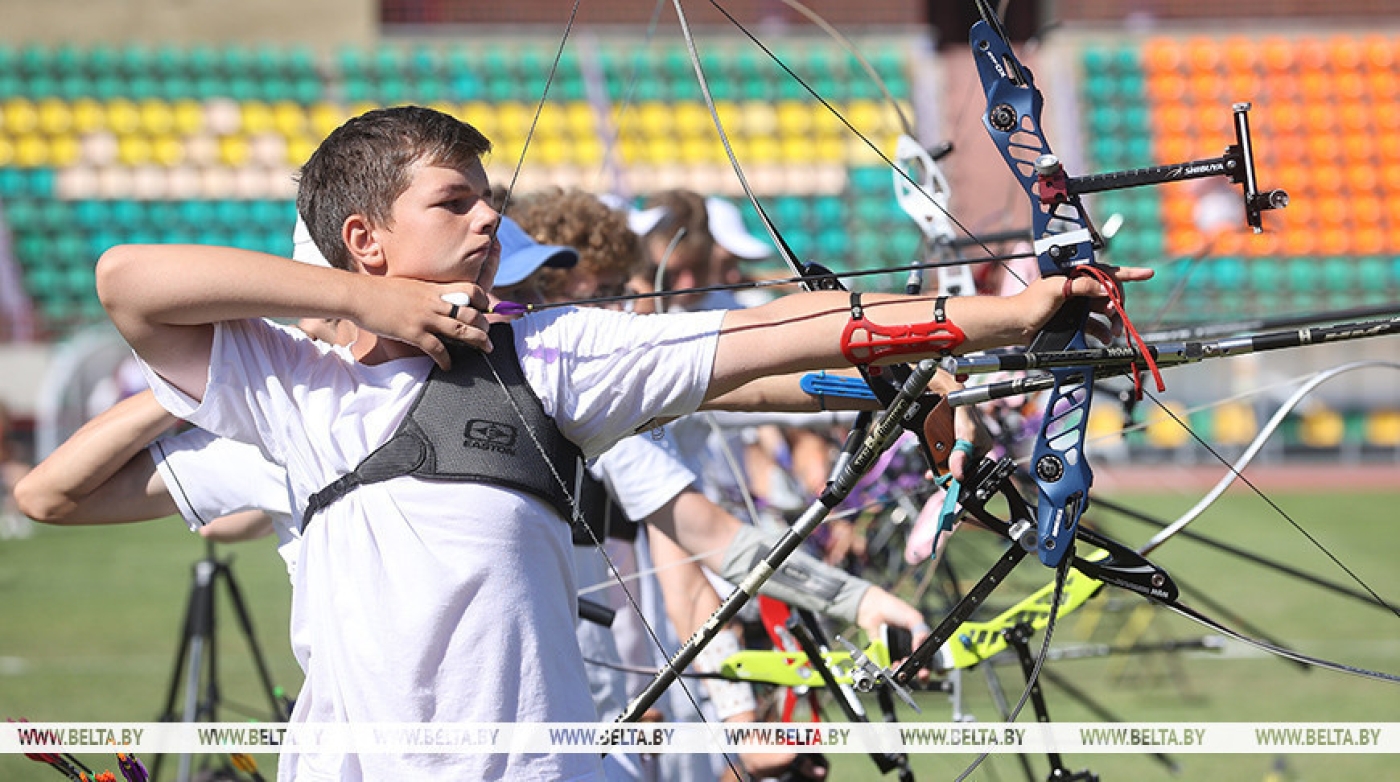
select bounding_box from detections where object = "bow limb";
[1139,360,1400,555]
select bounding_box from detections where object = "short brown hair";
[296,106,492,270]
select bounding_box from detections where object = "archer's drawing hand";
[350,279,492,369]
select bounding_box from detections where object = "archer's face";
[375,161,501,289]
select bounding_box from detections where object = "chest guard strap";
[301,322,582,531]
[574,471,640,546]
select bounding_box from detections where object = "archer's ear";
[342,214,383,273]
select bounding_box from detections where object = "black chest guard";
[301,322,582,531]
[573,471,640,546]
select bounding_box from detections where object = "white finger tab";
[441,292,473,307]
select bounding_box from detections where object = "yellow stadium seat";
[310,102,349,139]
[1086,405,1126,458]
[1145,401,1192,449]
[174,99,204,135]
[286,135,319,167]
[740,101,777,136]
[117,134,152,166]
[678,136,710,165]
[1365,410,1400,447]
[152,135,184,167]
[537,104,571,141]
[780,135,814,163]
[844,100,882,134]
[270,100,306,137]
[494,101,531,139]
[48,134,80,166]
[615,136,642,165]
[15,134,50,167]
[106,99,141,134]
[1214,401,1258,447]
[241,101,274,135]
[3,98,39,135]
[815,136,844,162]
[843,135,884,166]
[776,101,812,136]
[532,137,566,166]
[0,137,13,166]
[37,98,72,135]
[219,134,251,166]
[571,135,602,166]
[636,101,672,137]
[1299,406,1345,448]
[139,99,174,135]
[565,102,596,137]
[72,98,105,133]
[672,103,708,138]
[459,101,495,135]
[748,134,780,164]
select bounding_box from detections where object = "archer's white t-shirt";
[141,306,724,782]
[149,427,301,577]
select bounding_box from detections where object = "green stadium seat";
[1356,256,1389,291]
[1085,73,1115,103]
[53,234,88,266]
[250,199,294,228]
[26,168,54,198]
[24,76,58,99]
[153,45,187,78]
[818,226,850,258]
[119,45,154,78]
[888,228,919,261]
[785,230,812,259]
[374,48,406,78]
[848,167,887,195]
[773,196,808,228]
[110,199,145,228]
[19,45,53,77]
[1285,257,1321,294]
[188,45,220,78]
[85,230,117,257]
[51,45,83,77]
[1320,256,1355,293]
[1210,256,1247,291]
[1112,47,1140,74]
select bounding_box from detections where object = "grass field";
[2,486,1397,780]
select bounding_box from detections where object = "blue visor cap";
[495,215,579,287]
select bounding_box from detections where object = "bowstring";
[493,4,748,776]
[705,0,1030,289]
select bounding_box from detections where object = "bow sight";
[1035,102,1289,235]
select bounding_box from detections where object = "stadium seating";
[2,33,1397,348]
[1080,34,1400,325]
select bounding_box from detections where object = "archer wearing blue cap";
[494,214,578,286]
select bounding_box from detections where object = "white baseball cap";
[291,214,331,267]
[705,197,772,260]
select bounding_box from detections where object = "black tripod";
[153,541,289,782]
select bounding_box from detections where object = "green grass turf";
[825,486,1400,781]
[2,488,1397,780]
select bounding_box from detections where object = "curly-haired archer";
[510,188,646,304]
